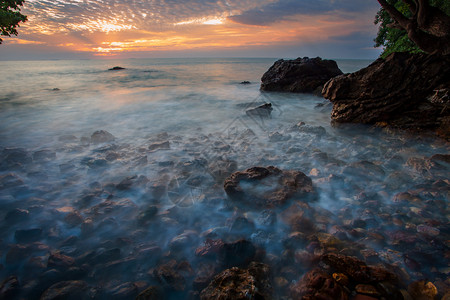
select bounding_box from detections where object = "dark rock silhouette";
[261,57,343,94]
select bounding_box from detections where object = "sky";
[1,0,383,60]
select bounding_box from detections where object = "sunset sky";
[1,0,383,60]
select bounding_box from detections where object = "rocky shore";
[322,52,450,139]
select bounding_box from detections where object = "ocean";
[0,58,448,299]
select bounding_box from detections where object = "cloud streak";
[2,0,382,59]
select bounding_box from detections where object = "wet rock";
[343,161,385,180]
[32,150,56,161]
[148,141,170,152]
[224,166,315,209]
[290,268,349,300]
[47,252,75,270]
[261,57,343,94]
[4,208,30,223]
[116,175,148,190]
[320,253,398,283]
[152,261,186,291]
[169,230,199,252]
[195,239,225,258]
[40,280,88,300]
[0,173,24,188]
[229,215,255,232]
[218,239,256,268]
[408,280,438,300]
[257,210,277,226]
[14,228,43,243]
[5,244,32,264]
[137,205,158,226]
[107,282,138,299]
[245,103,273,118]
[417,224,440,236]
[240,81,251,84]
[0,275,20,299]
[200,262,272,300]
[58,135,78,142]
[269,132,291,142]
[208,159,238,183]
[136,286,164,300]
[355,284,381,297]
[63,211,83,227]
[322,52,450,138]
[296,123,327,136]
[90,130,115,144]
[1,148,32,168]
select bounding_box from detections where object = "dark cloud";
[228,0,379,25]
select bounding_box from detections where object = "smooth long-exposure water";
[0,58,448,299]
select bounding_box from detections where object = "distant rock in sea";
[240,81,251,84]
[260,57,342,95]
[108,66,126,71]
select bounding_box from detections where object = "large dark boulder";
[260,57,343,94]
[322,52,450,139]
[224,166,315,209]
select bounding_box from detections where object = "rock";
[200,262,272,300]
[320,253,398,283]
[107,282,138,299]
[195,239,225,258]
[152,261,186,291]
[290,268,349,300]
[40,280,88,300]
[0,275,20,299]
[47,252,75,270]
[240,81,251,84]
[32,150,56,161]
[148,141,170,152]
[296,123,327,136]
[261,57,342,94]
[137,206,158,226]
[90,130,115,144]
[0,173,24,188]
[322,52,450,138]
[14,228,42,243]
[245,103,273,118]
[136,286,164,300]
[407,280,438,300]
[4,208,30,223]
[108,66,125,70]
[218,239,256,268]
[224,166,315,209]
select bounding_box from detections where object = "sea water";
[0,58,448,298]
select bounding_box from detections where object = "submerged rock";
[290,268,349,300]
[200,262,272,300]
[40,280,88,300]
[90,130,115,144]
[245,103,273,118]
[261,57,343,94]
[322,52,450,138]
[224,166,315,208]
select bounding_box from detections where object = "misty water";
[0,58,448,299]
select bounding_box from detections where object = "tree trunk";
[377,0,450,55]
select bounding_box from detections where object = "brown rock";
[224,166,315,209]
[40,280,88,300]
[290,268,349,300]
[200,262,272,300]
[407,280,438,300]
[322,52,450,138]
[320,253,397,283]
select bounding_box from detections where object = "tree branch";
[402,0,417,15]
[377,0,413,28]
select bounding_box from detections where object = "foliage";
[374,0,450,58]
[0,0,27,44]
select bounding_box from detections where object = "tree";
[374,0,450,57]
[0,0,27,44]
